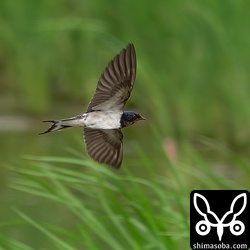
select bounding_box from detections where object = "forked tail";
[39,116,83,135]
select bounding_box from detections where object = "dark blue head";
[120,111,145,128]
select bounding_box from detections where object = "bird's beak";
[139,116,146,120]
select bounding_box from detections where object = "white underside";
[80,111,122,129]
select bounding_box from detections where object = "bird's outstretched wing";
[84,128,123,168]
[86,43,136,112]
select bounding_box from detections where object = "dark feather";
[86,43,136,112]
[84,128,123,168]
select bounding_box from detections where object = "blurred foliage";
[0,0,250,149]
[2,147,247,249]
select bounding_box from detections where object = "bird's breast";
[84,111,122,129]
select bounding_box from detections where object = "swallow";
[40,43,145,168]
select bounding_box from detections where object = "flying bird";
[40,43,145,168]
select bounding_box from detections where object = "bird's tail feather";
[39,116,82,135]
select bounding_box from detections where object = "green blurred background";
[0,0,249,249]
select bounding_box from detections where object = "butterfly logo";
[193,193,247,241]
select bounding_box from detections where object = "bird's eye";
[125,113,138,122]
[134,114,139,119]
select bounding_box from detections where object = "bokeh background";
[0,0,249,249]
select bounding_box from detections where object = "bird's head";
[120,111,146,128]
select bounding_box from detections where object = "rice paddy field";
[0,0,249,249]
